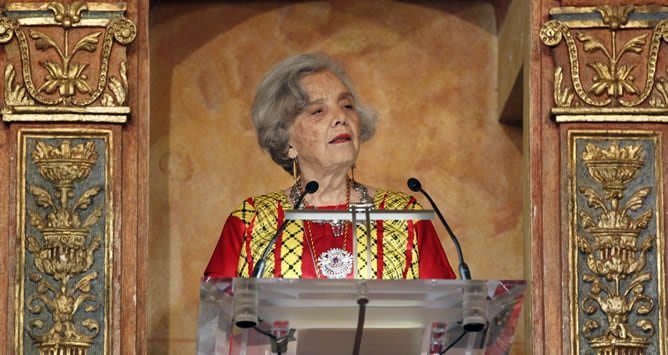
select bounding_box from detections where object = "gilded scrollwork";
[0,2,135,122]
[541,19,609,107]
[571,134,666,354]
[72,17,136,107]
[617,20,668,108]
[542,6,668,121]
[0,16,18,42]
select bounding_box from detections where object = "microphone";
[236,181,319,329]
[407,178,486,333]
[407,177,471,280]
[251,180,319,277]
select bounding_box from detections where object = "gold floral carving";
[596,5,634,30]
[571,134,666,354]
[0,2,135,122]
[554,66,575,107]
[26,140,103,354]
[16,131,113,355]
[541,6,668,121]
[5,63,35,106]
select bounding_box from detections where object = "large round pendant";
[318,248,354,279]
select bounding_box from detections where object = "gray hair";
[251,53,377,174]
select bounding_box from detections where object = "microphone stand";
[251,181,319,278]
[407,178,486,335]
[234,181,319,355]
[407,178,471,280]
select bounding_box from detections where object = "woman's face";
[288,71,361,176]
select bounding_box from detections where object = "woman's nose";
[333,108,348,126]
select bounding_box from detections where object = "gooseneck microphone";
[251,180,319,278]
[408,177,486,334]
[407,177,471,280]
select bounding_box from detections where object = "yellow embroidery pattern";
[374,190,421,279]
[280,217,304,278]
[234,192,304,278]
[234,190,419,279]
[232,198,256,277]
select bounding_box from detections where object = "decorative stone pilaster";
[0,2,133,354]
[541,5,668,354]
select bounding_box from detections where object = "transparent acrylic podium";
[197,277,525,355]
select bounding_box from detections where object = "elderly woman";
[205,53,455,279]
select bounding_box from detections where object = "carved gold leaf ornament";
[578,31,646,98]
[48,1,87,29]
[649,72,668,107]
[4,63,35,107]
[595,5,633,30]
[28,26,102,103]
[102,61,127,106]
[32,140,97,189]
[582,142,644,200]
[576,141,659,353]
[30,29,101,99]
[554,66,575,107]
[582,142,644,161]
[25,140,103,354]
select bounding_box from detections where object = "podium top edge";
[283,209,435,221]
[201,277,527,290]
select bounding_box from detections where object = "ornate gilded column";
[0,1,146,354]
[537,4,668,355]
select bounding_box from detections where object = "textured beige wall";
[149,1,524,353]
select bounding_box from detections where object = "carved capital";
[541,6,668,122]
[0,2,135,123]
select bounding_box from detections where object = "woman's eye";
[343,104,354,110]
[311,108,323,115]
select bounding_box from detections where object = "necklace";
[290,178,353,238]
[305,220,354,279]
[326,180,350,237]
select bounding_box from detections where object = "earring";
[350,163,356,184]
[292,158,299,183]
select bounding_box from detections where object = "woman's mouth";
[329,134,352,144]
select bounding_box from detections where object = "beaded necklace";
[296,179,354,279]
[292,178,352,237]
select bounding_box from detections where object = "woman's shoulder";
[369,187,419,209]
[241,190,290,208]
[253,190,289,203]
[230,190,289,217]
